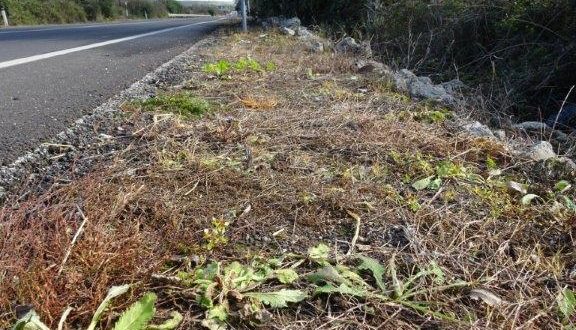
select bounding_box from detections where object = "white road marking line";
[0,18,207,34]
[0,18,224,70]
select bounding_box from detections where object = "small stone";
[525,141,556,161]
[280,27,295,36]
[462,121,495,138]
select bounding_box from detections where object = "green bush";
[165,0,183,14]
[2,0,87,25]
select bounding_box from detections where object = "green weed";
[202,59,232,77]
[142,92,211,119]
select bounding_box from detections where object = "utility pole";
[241,0,247,32]
[1,6,8,27]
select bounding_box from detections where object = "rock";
[280,17,301,30]
[280,27,295,36]
[441,79,465,94]
[261,17,301,31]
[462,121,495,138]
[512,121,550,131]
[355,60,389,74]
[525,141,557,161]
[335,37,372,58]
[296,26,314,39]
[307,41,324,53]
[558,157,576,173]
[394,69,454,104]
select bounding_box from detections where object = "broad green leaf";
[357,255,386,292]
[336,265,369,288]
[244,289,308,308]
[412,176,434,191]
[208,304,228,322]
[87,284,131,330]
[307,265,346,285]
[428,177,443,190]
[275,269,299,284]
[113,292,157,330]
[555,180,572,193]
[148,311,184,330]
[521,194,540,205]
[557,288,576,320]
[308,244,330,264]
[315,283,367,298]
[562,196,576,211]
[12,310,50,330]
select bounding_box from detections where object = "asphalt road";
[0,17,226,164]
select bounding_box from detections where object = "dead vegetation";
[1,31,575,329]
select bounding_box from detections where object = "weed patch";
[141,92,211,118]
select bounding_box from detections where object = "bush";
[165,0,183,14]
[127,0,167,18]
[2,0,87,25]
[252,0,576,119]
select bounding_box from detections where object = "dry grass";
[1,31,575,329]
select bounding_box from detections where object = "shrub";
[252,0,576,119]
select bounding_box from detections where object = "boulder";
[462,121,495,138]
[280,17,301,30]
[441,79,465,94]
[394,69,454,104]
[280,27,295,36]
[296,26,314,39]
[262,17,301,31]
[355,60,389,74]
[524,141,556,161]
[335,37,372,58]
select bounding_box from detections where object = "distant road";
[0,17,225,164]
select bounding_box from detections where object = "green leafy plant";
[234,57,262,72]
[202,60,232,77]
[177,258,307,329]
[203,218,230,250]
[13,285,181,330]
[557,287,576,326]
[142,92,211,119]
[304,244,467,321]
